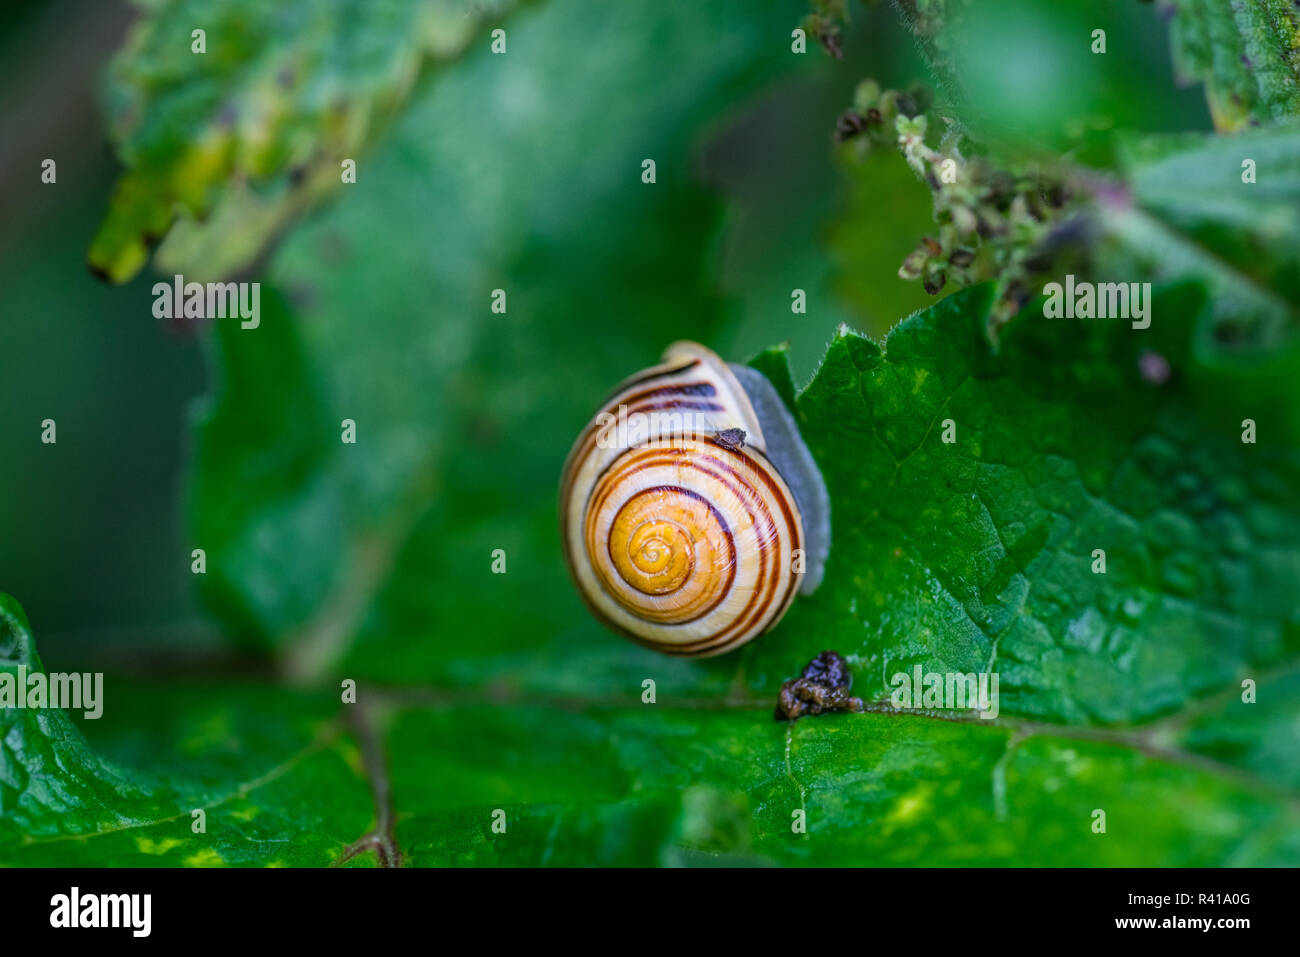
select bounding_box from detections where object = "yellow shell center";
[615,519,693,593]
[596,484,735,624]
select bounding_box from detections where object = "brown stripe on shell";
[598,357,700,405]
[601,485,737,623]
[579,441,797,654]
[558,385,725,497]
[651,441,802,654]
[586,457,743,625]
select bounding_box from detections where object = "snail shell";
[560,342,830,657]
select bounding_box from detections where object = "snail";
[560,341,830,657]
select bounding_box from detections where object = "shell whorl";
[560,342,804,657]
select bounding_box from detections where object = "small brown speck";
[834,111,868,143]
[818,29,844,60]
[714,428,746,450]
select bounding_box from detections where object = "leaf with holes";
[88,0,520,283]
[1163,0,1300,130]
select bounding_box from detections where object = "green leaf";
[0,595,375,866]
[1101,123,1300,356]
[780,284,1300,725]
[0,596,161,842]
[7,591,1297,866]
[88,0,521,283]
[382,695,1299,866]
[1164,0,1300,130]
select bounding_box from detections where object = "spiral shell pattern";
[560,342,804,657]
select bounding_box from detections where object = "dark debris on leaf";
[775,650,865,721]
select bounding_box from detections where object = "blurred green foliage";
[2,0,1299,866]
[1103,124,1300,358]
